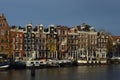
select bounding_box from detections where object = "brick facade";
[0,14,114,60]
[10,26,24,60]
[0,14,10,57]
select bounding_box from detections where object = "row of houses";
[0,14,120,61]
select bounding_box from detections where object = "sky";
[0,0,120,35]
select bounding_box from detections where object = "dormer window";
[74,29,77,33]
[51,28,54,31]
[40,27,42,30]
[27,26,32,31]
[27,26,31,28]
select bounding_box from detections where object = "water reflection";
[0,65,120,80]
[31,76,35,80]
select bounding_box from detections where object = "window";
[28,39,31,43]
[61,30,65,35]
[16,44,18,50]
[19,34,22,37]
[5,31,8,35]
[43,39,45,43]
[58,30,60,34]
[6,39,8,43]
[1,39,4,43]
[12,44,15,49]
[1,46,4,50]
[32,34,34,37]
[36,34,39,37]
[28,45,31,50]
[15,52,19,57]
[39,39,41,43]
[20,39,22,43]
[31,45,34,50]
[32,39,34,43]
[1,30,4,35]
[54,35,56,38]
[31,62,34,64]
[24,45,27,50]
[0,23,5,27]
[0,24,2,27]
[62,45,65,50]
[36,39,39,43]
[24,34,27,37]
[20,45,22,50]
[16,38,18,43]
[2,24,5,27]
[37,45,39,50]
[24,39,27,43]
[28,33,31,38]
[39,34,42,37]
[27,26,32,32]
[62,37,65,42]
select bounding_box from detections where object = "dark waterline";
[0,65,120,80]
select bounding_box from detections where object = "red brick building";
[0,14,10,58]
[10,26,24,60]
[56,25,68,59]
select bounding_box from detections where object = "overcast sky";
[0,0,120,35]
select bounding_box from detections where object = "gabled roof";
[112,36,120,42]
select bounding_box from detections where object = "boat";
[0,62,10,69]
[77,59,107,66]
[109,56,120,64]
[77,60,88,66]
[0,57,10,69]
[9,61,26,69]
[46,59,60,68]
[46,59,77,67]
[25,60,47,68]
[26,59,60,68]
[25,59,78,68]
[56,59,74,67]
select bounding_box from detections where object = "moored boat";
[77,59,107,66]
[9,61,26,69]
[109,57,120,64]
[25,60,47,68]
[0,57,10,69]
[0,62,10,69]
[57,59,74,67]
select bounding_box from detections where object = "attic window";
[74,29,77,33]
[40,27,42,30]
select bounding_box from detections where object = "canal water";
[0,65,120,80]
